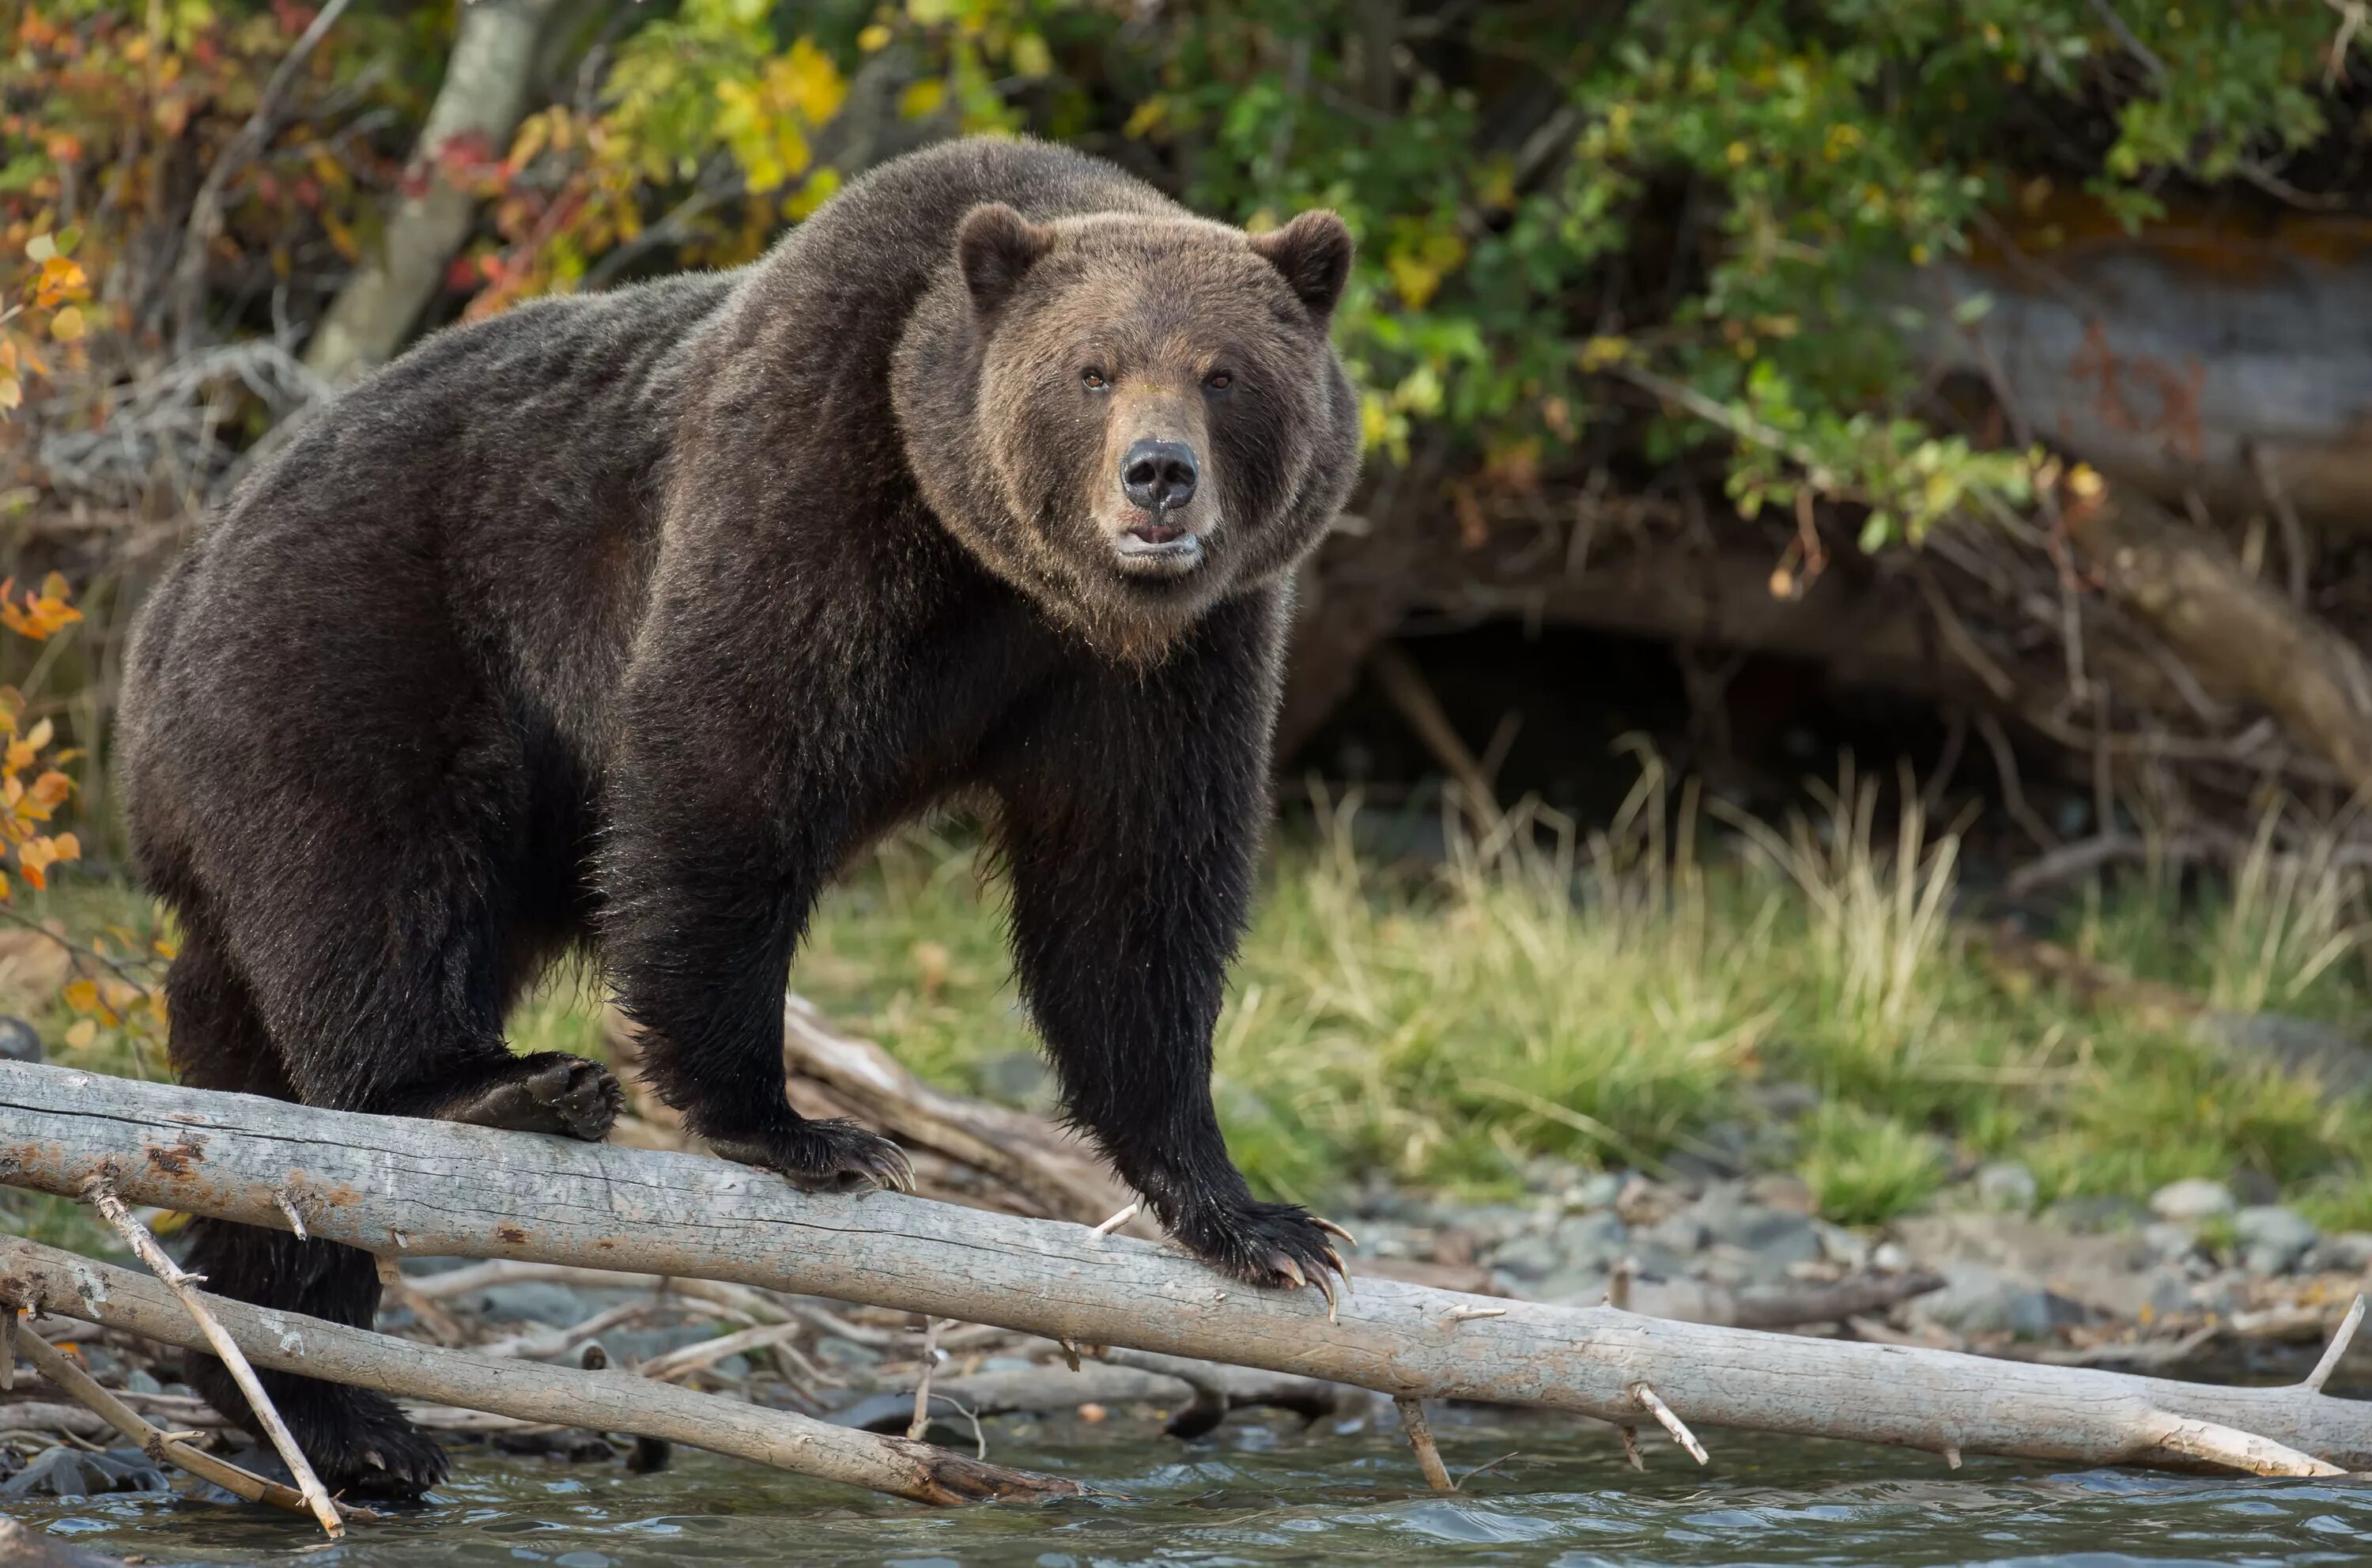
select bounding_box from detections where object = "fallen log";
[0,1238,1075,1506]
[4,1061,2368,1475]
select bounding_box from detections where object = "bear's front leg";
[602,667,912,1195]
[991,602,1347,1296]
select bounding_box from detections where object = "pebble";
[2149,1178,2237,1224]
[2141,1221,2200,1264]
[470,1282,602,1326]
[0,1446,168,1498]
[2234,1205,2320,1275]
[1906,1264,2087,1340]
[0,1016,40,1065]
[2309,1231,2372,1274]
[1973,1161,2038,1215]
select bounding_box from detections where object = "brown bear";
[115,135,1362,1496]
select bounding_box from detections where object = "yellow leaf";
[49,829,77,862]
[48,307,85,343]
[64,1018,96,1050]
[1123,97,1168,139]
[1578,335,1631,371]
[858,22,892,50]
[62,978,98,1014]
[25,233,55,263]
[24,719,51,751]
[899,78,946,119]
[1010,32,1053,78]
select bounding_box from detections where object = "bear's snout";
[1120,438,1199,520]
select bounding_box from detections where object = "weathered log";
[0,1237,1074,1506]
[1922,226,2372,527]
[5,1063,2370,1474]
[2062,482,2372,798]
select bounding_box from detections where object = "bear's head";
[894,203,1362,660]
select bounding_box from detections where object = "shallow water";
[13,1410,2372,1568]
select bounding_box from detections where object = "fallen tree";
[3,1061,2366,1477]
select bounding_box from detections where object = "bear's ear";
[956,203,1056,316]
[1249,210,1354,322]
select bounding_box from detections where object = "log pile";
[4,1056,2369,1543]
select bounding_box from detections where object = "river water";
[13,1408,2372,1566]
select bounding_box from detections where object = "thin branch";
[10,1321,373,1525]
[2304,1295,2366,1395]
[1395,1396,1456,1491]
[85,1178,344,1537]
[908,1315,945,1441]
[1631,1383,1709,1464]
[168,0,355,349]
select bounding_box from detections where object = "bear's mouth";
[1112,512,1206,573]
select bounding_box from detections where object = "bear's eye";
[1204,372,1233,391]
[1081,368,1109,391]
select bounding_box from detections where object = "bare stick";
[1617,1424,1645,1472]
[85,1180,343,1538]
[1369,642,1504,829]
[1092,1202,1141,1237]
[2154,1415,2345,1478]
[2,1302,15,1392]
[11,1322,373,1525]
[1943,1444,1962,1469]
[1631,1383,1708,1465]
[908,1316,946,1440]
[2304,1296,2366,1396]
[5,1237,1074,1504]
[636,1321,806,1383]
[1394,1396,1455,1491]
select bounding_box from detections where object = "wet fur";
[116,137,1360,1496]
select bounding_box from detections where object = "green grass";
[14,763,2372,1233]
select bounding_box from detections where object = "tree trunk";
[302,0,567,383]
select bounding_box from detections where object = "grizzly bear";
[116,136,1361,1496]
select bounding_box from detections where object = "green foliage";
[18,2,2364,554]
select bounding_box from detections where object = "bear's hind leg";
[164,923,450,1499]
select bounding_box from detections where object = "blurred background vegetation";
[8,0,2372,1237]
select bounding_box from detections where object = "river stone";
[0,1447,168,1498]
[1812,1219,1869,1269]
[2143,1221,2201,1264]
[1906,1264,2087,1339]
[2310,1231,2372,1273]
[1698,1199,1822,1266]
[1974,1161,2039,1215]
[1550,1209,1630,1269]
[2234,1205,2320,1274]
[0,1016,39,1064]
[2192,1011,2372,1094]
[1486,1233,1564,1283]
[467,1282,602,1326]
[2150,1177,2238,1224]
[1639,1211,1709,1255]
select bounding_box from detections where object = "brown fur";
[117,136,1361,1498]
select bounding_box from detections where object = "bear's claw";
[435,1052,623,1142]
[1171,1196,1352,1308]
[707,1117,916,1195]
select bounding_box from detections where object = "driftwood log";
[3,1062,2367,1476]
[0,1237,1072,1506]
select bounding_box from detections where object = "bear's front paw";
[704,1116,916,1194]
[433,1052,623,1143]
[1172,1196,1352,1302]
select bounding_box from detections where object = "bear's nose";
[1120,439,1198,515]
